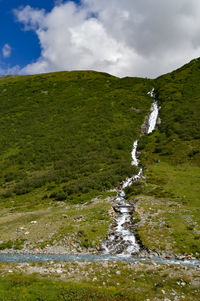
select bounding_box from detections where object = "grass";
[0,261,199,300]
[146,162,200,207]
[133,163,200,256]
[0,195,114,252]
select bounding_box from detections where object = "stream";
[0,253,199,268]
[100,88,158,255]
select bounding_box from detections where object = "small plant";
[0,240,13,250]
[49,190,67,201]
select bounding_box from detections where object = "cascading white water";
[147,88,154,98]
[147,88,159,134]
[131,140,139,166]
[101,88,159,255]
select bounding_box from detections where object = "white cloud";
[0,65,20,76]
[2,44,12,58]
[14,0,200,77]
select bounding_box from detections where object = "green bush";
[0,240,13,250]
[49,190,67,201]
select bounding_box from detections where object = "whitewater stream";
[100,88,158,255]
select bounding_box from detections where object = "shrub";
[50,190,67,201]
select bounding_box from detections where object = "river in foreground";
[0,253,199,268]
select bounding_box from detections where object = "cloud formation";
[0,65,20,77]
[2,44,12,58]
[14,0,200,77]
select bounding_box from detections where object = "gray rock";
[157,117,161,125]
[130,107,142,113]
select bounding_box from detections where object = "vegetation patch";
[0,261,199,300]
[133,59,200,257]
[0,71,152,209]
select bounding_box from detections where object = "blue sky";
[0,1,49,68]
[0,0,200,78]
[0,0,79,70]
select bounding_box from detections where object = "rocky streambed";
[100,89,159,255]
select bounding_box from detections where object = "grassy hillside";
[0,61,200,300]
[0,71,152,206]
[130,58,200,257]
[0,71,152,251]
[0,60,199,257]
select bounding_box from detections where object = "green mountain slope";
[0,71,152,251]
[132,58,200,257]
[0,72,152,205]
[0,59,199,257]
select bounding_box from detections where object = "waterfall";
[100,89,159,255]
[147,89,159,134]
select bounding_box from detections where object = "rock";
[25,232,30,235]
[157,117,161,125]
[113,206,121,213]
[130,107,142,113]
[116,270,121,275]
[16,227,25,232]
[141,116,149,134]
[56,269,62,274]
[191,280,200,288]
[30,221,37,224]
[73,215,84,222]
[96,245,104,252]
[62,214,68,219]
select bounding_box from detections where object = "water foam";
[101,89,159,255]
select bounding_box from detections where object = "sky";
[1,0,200,78]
